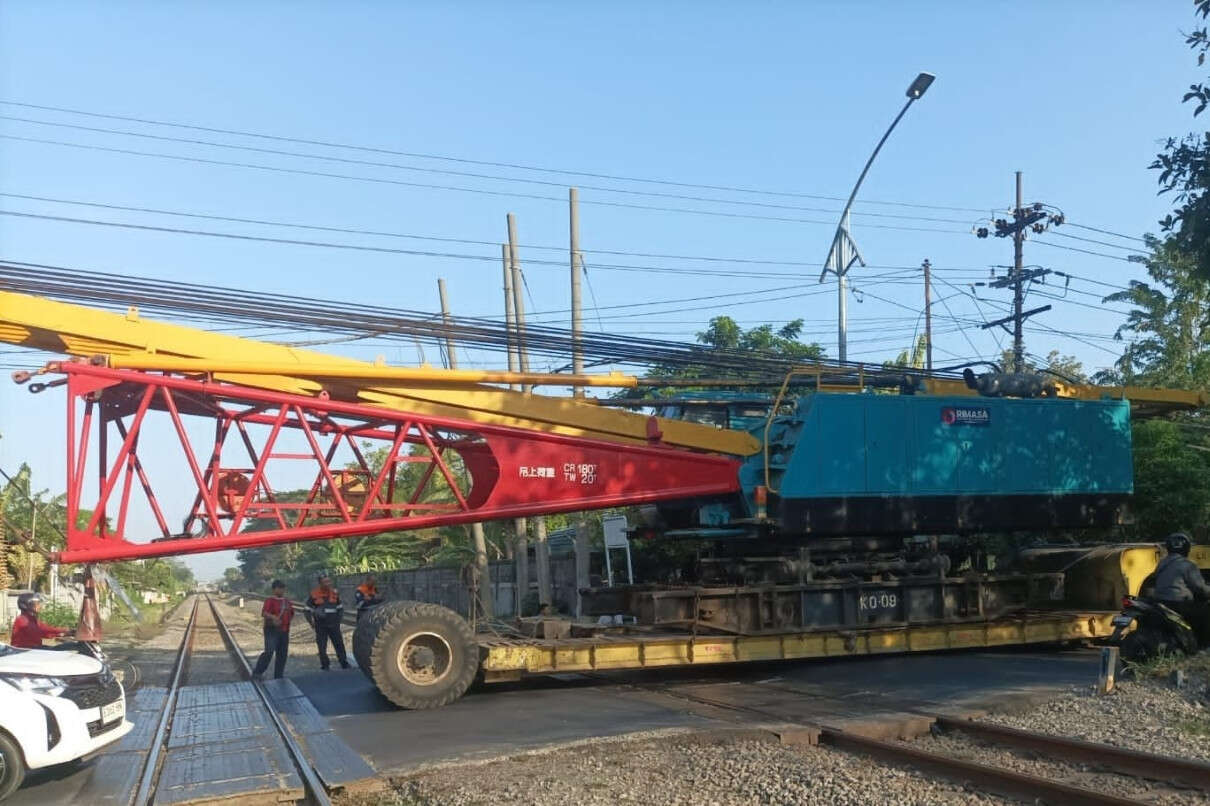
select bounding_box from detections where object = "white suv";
[0,643,132,800]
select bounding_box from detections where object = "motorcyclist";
[1153,532,1210,646]
[9,593,71,648]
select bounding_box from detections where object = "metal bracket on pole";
[821,213,866,363]
[819,213,866,283]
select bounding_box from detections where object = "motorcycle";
[47,638,142,689]
[1107,595,1199,662]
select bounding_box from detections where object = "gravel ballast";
[376,733,1007,806]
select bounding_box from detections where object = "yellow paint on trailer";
[0,290,761,455]
[478,612,1117,678]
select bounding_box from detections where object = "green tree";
[631,316,825,396]
[1129,420,1210,539]
[886,334,928,370]
[1088,235,1210,539]
[1095,236,1210,389]
[998,349,1088,383]
[1152,0,1210,282]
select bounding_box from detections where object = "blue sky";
[0,2,1202,580]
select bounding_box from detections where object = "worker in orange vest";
[354,573,383,621]
[307,574,350,670]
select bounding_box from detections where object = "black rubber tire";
[365,601,479,709]
[352,604,395,681]
[1119,631,1154,663]
[111,659,142,692]
[0,730,26,802]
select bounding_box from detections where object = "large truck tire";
[352,604,394,681]
[359,600,479,709]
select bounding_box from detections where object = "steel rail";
[131,596,200,806]
[819,728,1140,806]
[625,682,1159,805]
[203,594,333,806]
[935,715,1210,790]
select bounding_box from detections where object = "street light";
[821,71,935,364]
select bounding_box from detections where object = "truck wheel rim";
[397,631,453,686]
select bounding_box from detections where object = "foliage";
[885,334,928,370]
[1094,236,1210,389]
[221,567,243,589]
[39,601,78,628]
[1129,420,1210,539]
[106,557,195,596]
[1152,0,1210,282]
[1088,235,1210,540]
[633,316,825,395]
[233,445,514,592]
[998,349,1089,383]
[0,463,194,595]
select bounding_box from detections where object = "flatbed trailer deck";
[476,611,1115,682]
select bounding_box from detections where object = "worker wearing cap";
[307,574,350,670]
[354,573,382,621]
[9,593,71,648]
[252,580,294,680]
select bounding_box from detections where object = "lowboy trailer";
[1,289,1207,708]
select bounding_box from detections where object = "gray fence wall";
[332,556,578,619]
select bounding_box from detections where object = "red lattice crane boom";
[35,361,740,564]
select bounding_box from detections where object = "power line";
[0,209,959,285]
[1,134,971,234]
[0,116,973,225]
[0,259,978,379]
[1048,230,1146,253]
[1065,222,1148,244]
[1031,239,1139,262]
[0,191,993,272]
[0,99,990,214]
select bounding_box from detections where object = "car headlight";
[0,674,68,697]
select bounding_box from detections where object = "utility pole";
[823,211,864,364]
[436,278,493,619]
[533,517,551,608]
[502,244,519,390]
[922,259,933,374]
[569,188,585,397]
[513,516,528,616]
[974,171,1064,372]
[507,214,530,385]
[1012,172,1025,372]
[504,215,531,610]
[437,278,457,370]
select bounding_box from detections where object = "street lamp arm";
[821,96,915,281]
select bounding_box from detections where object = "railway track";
[639,681,1210,805]
[131,594,333,806]
[231,589,1210,802]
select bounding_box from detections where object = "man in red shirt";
[10,593,70,649]
[252,580,294,680]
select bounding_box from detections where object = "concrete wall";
[0,582,113,630]
[332,555,578,619]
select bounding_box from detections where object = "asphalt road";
[9,644,1106,803]
[295,645,1104,774]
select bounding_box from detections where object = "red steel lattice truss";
[43,362,741,563]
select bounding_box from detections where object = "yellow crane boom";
[0,290,762,455]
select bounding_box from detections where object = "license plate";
[100,699,124,724]
[1111,615,1134,627]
